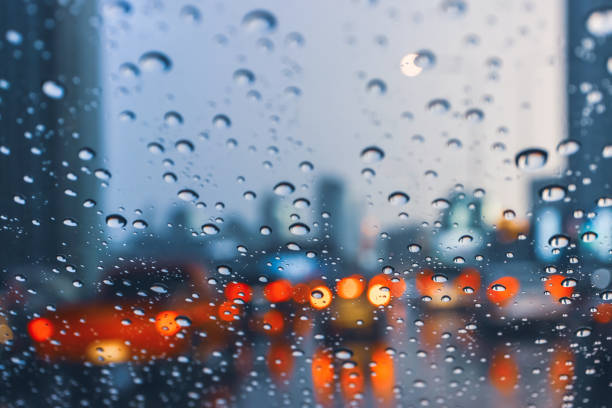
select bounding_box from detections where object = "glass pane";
[1,0,611,406]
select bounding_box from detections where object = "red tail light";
[28,318,54,342]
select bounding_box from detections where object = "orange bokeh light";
[489,351,518,395]
[340,365,364,403]
[312,349,334,386]
[310,285,333,310]
[337,275,365,299]
[262,310,285,335]
[455,267,481,294]
[486,276,520,305]
[27,318,54,342]
[388,277,406,297]
[155,311,181,336]
[593,303,612,323]
[292,283,310,304]
[367,284,391,307]
[370,346,394,403]
[224,282,252,303]
[264,280,293,303]
[549,348,574,394]
[218,301,241,322]
[267,342,294,382]
[415,269,444,297]
[544,274,573,301]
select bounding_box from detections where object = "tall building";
[0,1,101,289]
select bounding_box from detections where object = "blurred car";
[27,261,223,364]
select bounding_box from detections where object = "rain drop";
[41,80,64,99]
[289,223,310,235]
[106,214,127,228]
[242,9,277,33]
[273,182,295,196]
[388,192,410,206]
[202,224,220,235]
[515,148,548,171]
[360,146,385,163]
[139,51,172,72]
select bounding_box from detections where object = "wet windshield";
[1,0,611,407]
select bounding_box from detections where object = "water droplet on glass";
[586,8,612,37]
[281,32,303,51]
[299,161,314,172]
[556,139,581,156]
[13,195,26,205]
[503,209,516,220]
[5,29,23,45]
[139,51,172,72]
[147,142,164,154]
[213,114,231,128]
[491,284,506,292]
[311,289,323,299]
[581,231,598,243]
[202,224,220,235]
[273,182,295,196]
[243,191,256,200]
[164,111,183,126]
[83,199,96,208]
[334,349,353,360]
[41,80,64,99]
[465,108,484,122]
[408,243,421,253]
[427,98,451,114]
[285,242,300,251]
[163,172,177,183]
[233,69,255,85]
[132,219,148,229]
[175,140,194,153]
[289,222,310,235]
[78,148,95,161]
[561,278,577,288]
[442,0,467,17]
[575,327,592,338]
[150,284,168,294]
[432,274,448,283]
[549,234,570,248]
[446,139,462,149]
[458,235,473,244]
[540,185,567,202]
[94,169,111,180]
[360,146,385,163]
[415,49,436,70]
[180,5,202,23]
[293,198,310,209]
[178,189,199,202]
[217,265,231,276]
[361,168,376,180]
[242,9,277,33]
[515,148,548,171]
[106,214,127,228]
[432,198,450,209]
[119,62,140,78]
[366,78,387,95]
[388,192,410,206]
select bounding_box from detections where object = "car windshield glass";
[1,1,612,407]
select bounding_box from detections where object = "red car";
[28,261,223,364]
